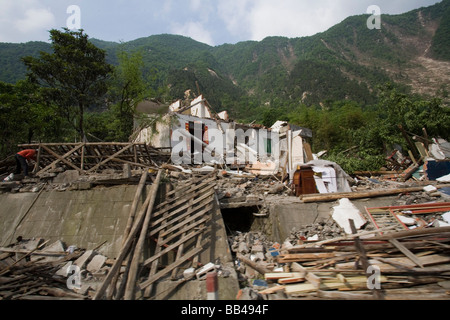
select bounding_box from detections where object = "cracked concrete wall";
[0,185,150,258]
[263,196,401,243]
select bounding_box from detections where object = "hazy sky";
[0,0,442,46]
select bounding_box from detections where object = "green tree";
[377,83,450,147]
[0,80,66,158]
[107,50,147,141]
[22,28,113,141]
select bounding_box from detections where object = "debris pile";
[0,237,109,300]
[257,225,450,300]
[287,219,348,242]
[0,118,449,301]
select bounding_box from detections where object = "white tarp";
[307,159,354,193]
[312,166,338,193]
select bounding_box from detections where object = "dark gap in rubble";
[221,206,259,236]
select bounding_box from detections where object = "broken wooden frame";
[139,173,218,297]
[93,171,218,300]
[18,142,170,176]
[365,202,450,234]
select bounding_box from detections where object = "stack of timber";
[260,224,450,300]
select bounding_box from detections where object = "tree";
[107,50,147,141]
[0,80,65,158]
[22,28,113,141]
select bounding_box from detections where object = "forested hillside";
[0,1,449,173]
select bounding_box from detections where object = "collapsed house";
[132,95,352,196]
[0,94,449,302]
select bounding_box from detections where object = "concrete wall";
[255,196,401,243]
[0,185,240,300]
[0,185,149,258]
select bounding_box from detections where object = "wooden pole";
[300,186,447,203]
[93,176,157,300]
[122,171,149,246]
[124,170,162,300]
[104,171,149,299]
[236,253,271,276]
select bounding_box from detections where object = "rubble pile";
[230,225,450,300]
[287,219,348,243]
[216,174,289,197]
[0,127,449,301]
[257,225,450,300]
[0,238,109,300]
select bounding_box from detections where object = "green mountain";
[1,0,449,121]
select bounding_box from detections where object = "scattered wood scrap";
[0,238,108,300]
[259,226,450,300]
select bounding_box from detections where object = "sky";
[0,0,443,46]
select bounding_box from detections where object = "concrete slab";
[74,250,95,269]
[265,195,404,243]
[87,254,107,273]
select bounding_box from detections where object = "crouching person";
[15,149,38,178]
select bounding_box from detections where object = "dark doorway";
[221,206,259,235]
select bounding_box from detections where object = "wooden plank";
[350,219,383,300]
[154,216,211,250]
[0,247,66,257]
[139,240,207,290]
[109,158,155,169]
[317,290,375,300]
[385,202,450,211]
[278,277,306,284]
[300,186,428,203]
[32,145,42,174]
[265,272,306,280]
[150,184,215,223]
[285,276,388,295]
[143,227,207,267]
[149,190,215,236]
[389,239,424,268]
[143,181,174,298]
[291,262,322,288]
[415,142,428,158]
[258,285,286,295]
[277,252,339,263]
[0,240,50,276]
[371,226,450,241]
[303,142,314,162]
[37,144,84,175]
[172,195,196,279]
[121,171,149,245]
[151,178,216,215]
[87,144,134,173]
[141,174,216,297]
[158,203,214,240]
[150,186,215,227]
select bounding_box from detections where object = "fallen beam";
[237,253,271,276]
[300,185,447,203]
